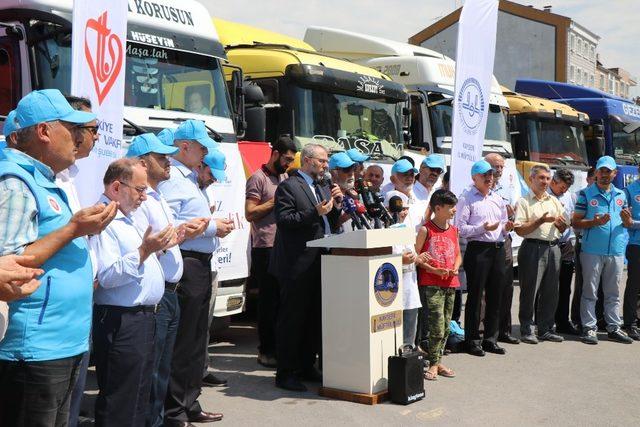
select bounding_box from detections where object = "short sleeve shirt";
[246,166,287,248]
[515,191,566,241]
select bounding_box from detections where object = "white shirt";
[90,195,165,306]
[413,181,433,204]
[132,188,184,284]
[158,159,219,254]
[393,241,421,310]
[55,164,98,279]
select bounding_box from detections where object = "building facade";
[596,62,638,99]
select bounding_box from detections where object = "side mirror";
[244,105,266,142]
[595,136,605,158]
[244,83,265,105]
[231,69,246,138]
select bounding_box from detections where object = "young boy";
[385,191,421,348]
[415,189,461,381]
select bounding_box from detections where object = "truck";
[0,0,257,320]
[503,87,590,190]
[515,79,640,188]
[213,19,409,165]
[302,27,516,172]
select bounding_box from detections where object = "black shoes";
[482,341,507,355]
[300,367,323,383]
[556,322,580,336]
[275,376,308,392]
[623,325,640,341]
[465,344,485,357]
[202,373,228,387]
[498,334,520,344]
[608,328,633,344]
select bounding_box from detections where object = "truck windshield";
[525,119,588,166]
[429,100,509,145]
[611,118,640,162]
[291,85,403,159]
[31,22,231,119]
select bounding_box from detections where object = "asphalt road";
[80,278,640,426]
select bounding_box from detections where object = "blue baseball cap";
[174,120,219,150]
[203,149,226,182]
[471,159,493,176]
[3,110,18,138]
[422,154,445,170]
[157,128,175,146]
[329,152,356,170]
[15,89,96,128]
[126,133,179,158]
[595,155,617,171]
[346,148,370,163]
[391,159,418,175]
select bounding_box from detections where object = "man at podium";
[270,144,343,392]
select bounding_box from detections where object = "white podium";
[307,227,414,404]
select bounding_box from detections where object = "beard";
[274,158,288,174]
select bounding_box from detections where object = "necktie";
[314,182,325,203]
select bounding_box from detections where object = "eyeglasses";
[119,181,147,195]
[74,125,99,136]
[428,168,444,175]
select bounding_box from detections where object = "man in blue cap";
[0,89,117,425]
[2,110,18,149]
[329,152,357,232]
[159,120,232,424]
[573,155,633,344]
[622,166,640,340]
[415,154,445,203]
[127,133,208,426]
[454,159,513,357]
[345,148,370,179]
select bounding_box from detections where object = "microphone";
[322,171,333,187]
[354,199,372,229]
[343,196,363,230]
[354,178,394,228]
[388,195,404,224]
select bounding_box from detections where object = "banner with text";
[71,0,128,207]
[205,144,251,281]
[450,0,499,196]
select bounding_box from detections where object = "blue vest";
[0,150,92,361]
[579,183,628,256]
[624,180,640,246]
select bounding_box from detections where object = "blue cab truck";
[515,79,640,188]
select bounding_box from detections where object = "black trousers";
[556,257,575,327]
[93,305,156,427]
[276,258,322,379]
[165,251,213,422]
[624,244,640,327]
[463,241,506,347]
[0,353,83,427]
[251,247,280,357]
[498,235,514,336]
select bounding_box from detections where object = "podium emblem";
[373,263,399,307]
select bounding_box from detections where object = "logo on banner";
[84,11,124,105]
[47,196,62,214]
[373,263,399,307]
[457,77,485,135]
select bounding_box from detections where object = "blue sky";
[205,0,639,97]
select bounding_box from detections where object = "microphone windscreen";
[388,196,404,214]
[323,171,333,186]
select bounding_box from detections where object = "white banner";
[450,0,499,196]
[206,145,251,281]
[71,0,128,207]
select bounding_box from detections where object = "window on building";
[577,39,582,56]
[571,34,575,52]
[600,75,605,90]
[570,66,575,82]
[590,75,595,87]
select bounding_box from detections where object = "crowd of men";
[1,88,640,425]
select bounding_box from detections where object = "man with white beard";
[328,152,357,233]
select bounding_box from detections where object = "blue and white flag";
[450,0,499,196]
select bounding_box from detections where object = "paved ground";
[81,280,640,426]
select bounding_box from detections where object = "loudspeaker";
[388,350,425,405]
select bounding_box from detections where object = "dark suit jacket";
[269,170,340,280]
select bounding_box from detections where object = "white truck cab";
[0,0,249,319]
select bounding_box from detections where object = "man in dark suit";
[270,143,343,392]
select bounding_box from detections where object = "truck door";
[407,92,432,153]
[0,25,23,125]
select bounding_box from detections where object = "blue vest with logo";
[579,183,628,256]
[624,180,640,246]
[0,150,92,361]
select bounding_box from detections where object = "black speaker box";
[388,351,425,405]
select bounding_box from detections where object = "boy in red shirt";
[415,189,461,381]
